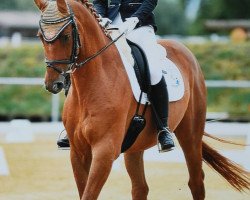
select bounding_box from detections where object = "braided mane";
[76,0,109,35]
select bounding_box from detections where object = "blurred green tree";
[0,0,36,11]
[155,0,187,35]
[190,0,250,34]
[199,0,250,19]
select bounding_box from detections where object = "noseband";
[39,5,124,77]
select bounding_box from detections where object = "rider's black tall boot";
[150,76,175,152]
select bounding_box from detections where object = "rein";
[39,5,124,77]
[75,32,124,67]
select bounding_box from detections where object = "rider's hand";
[99,17,112,28]
[119,17,139,34]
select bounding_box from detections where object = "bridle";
[39,8,81,77]
[38,5,124,77]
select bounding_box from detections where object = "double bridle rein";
[39,6,124,77]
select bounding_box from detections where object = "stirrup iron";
[157,129,174,153]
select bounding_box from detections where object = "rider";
[58,0,175,152]
[95,0,175,152]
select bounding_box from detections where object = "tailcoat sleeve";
[93,0,109,17]
[131,0,158,23]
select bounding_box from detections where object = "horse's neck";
[71,6,123,100]
[76,5,109,60]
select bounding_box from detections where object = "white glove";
[99,17,112,28]
[119,17,139,34]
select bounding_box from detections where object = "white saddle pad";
[109,30,185,104]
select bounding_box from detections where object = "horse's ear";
[34,0,48,12]
[57,0,69,14]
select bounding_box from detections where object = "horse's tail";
[202,139,250,191]
[204,132,248,146]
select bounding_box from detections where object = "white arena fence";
[0,77,60,122]
[0,77,250,122]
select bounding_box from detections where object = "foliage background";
[188,0,250,35]
[0,43,249,120]
[0,0,37,11]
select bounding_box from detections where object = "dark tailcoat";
[93,0,158,31]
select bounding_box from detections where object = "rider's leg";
[150,77,175,152]
[127,26,175,152]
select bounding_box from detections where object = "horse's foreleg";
[70,147,92,198]
[81,142,118,200]
[124,151,149,200]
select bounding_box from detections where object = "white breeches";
[112,14,167,85]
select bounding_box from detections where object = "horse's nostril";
[57,82,64,90]
[53,81,64,92]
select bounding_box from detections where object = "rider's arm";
[131,0,158,23]
[93,0,108,17]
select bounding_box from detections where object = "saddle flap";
[126,40,151,93]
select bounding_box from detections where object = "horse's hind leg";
[175,117,205,199]
[174,91,206,200]
[124,151,149,200]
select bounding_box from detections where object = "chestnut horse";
[34,0,250,199]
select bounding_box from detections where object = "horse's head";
[35,0,81,94]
